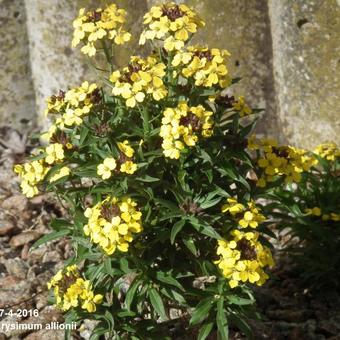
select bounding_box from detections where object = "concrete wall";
[0,0,339,148]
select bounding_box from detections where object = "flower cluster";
[160,102,214,159]
[139,3,205,51]
[72,4,131,56]
[110,56,167,107]
[222,197,266,229]
[14,145,71,197]
[97,140,137,179]
[14,160,49,198]
[314,142,340,161]
[84,196,142,255]
[44,81,100,135]
[47,265,103,312]
[215,230,274,288]
[232,96,253,117]
[172,46,230,88]
[305,207,340,222]
[248,135,317,187]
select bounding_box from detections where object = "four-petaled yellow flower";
[97,157,117,180]
[49,166,71,183]
[45,143,65,165]
[118,140,135,158]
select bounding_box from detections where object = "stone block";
[0,0,36,128]
[269,0,340,148]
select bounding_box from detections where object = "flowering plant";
[260,142,340,290]
[15,2,276,338]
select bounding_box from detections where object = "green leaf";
[149,288,168,321]
[227,295,254,306]
[160,287,186,305]
[190,298,213,326]
[182,236,198,256]
[136,175,160,182]
[156,271,184,291]
[198,322,214,340]
[170,220,186,244]
[125,277,142,311]
[31,229,70,250]
[79,127,90,144]
[216,299,228,339]
[200,197,222,209]
[50,218,73,231]
[189,217,222,240]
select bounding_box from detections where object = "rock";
[3,257,28,279]
[318,315,340,336]
[42,250,62,263]
[268,0,340,148]
[266,309,314,323]
[24,329,64,340]
[1,194,28,211]
[26,245,47,264]
[0,276,33,308]
[0,0,36,128]
[10,231,42,247]
[79,320,99,340]
[0,220,19,236]
[35,293,49,310]
[21,243,31,260]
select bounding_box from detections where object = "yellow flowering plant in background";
[14,2,280,339]
[260,142,340,291]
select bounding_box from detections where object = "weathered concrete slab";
[0,0,36,128]
[269,0,340,148]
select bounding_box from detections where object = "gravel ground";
[0,127,339,340]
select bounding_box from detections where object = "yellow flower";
[49,166,70,183]
[97,158,117,180]
[117,140,134,158]
[305,207,322,216]
[221,198,245,215]
[45,143,65,165]
[120,161,137,174]
[232,96,252,117]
